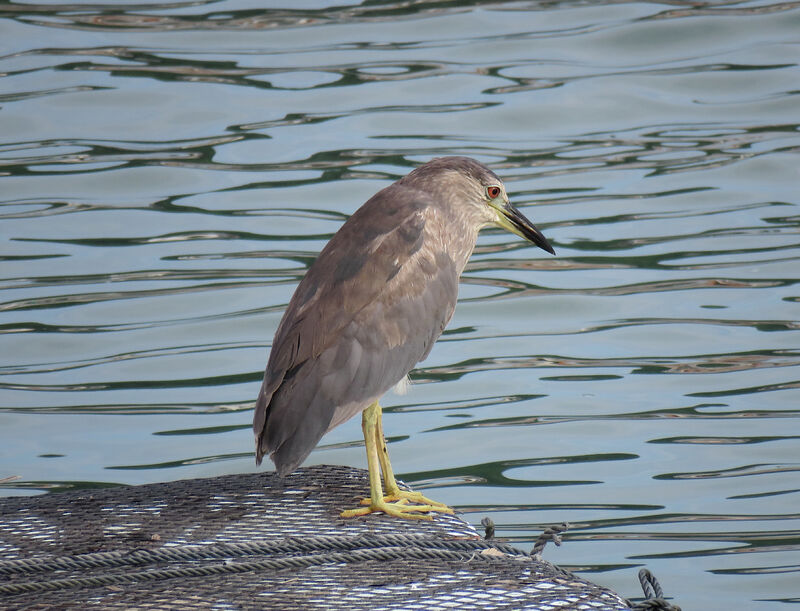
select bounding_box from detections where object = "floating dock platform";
[0,465,667,610]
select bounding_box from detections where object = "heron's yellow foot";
[340,492,453,520]
[361,489,452,510]
[343,400,455,520]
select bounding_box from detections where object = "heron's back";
[254,182,473,475]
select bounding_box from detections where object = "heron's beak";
[495,202,556,255]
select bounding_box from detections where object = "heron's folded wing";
[254,184,459,469]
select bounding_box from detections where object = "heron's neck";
[424,203,481,275]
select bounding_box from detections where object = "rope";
[480,516,495,539]
[0,532,526,577]
[639,568,663,599]
[531,522,570,557]
[627,569,682,610]
[0,533,526,587]
[0,545,522,596]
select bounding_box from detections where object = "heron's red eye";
[487,186,501,199]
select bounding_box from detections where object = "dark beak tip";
[529,230,555,256]
[504,204,556,256]
[537,240,555,256]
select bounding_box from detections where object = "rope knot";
[531,522,570,557]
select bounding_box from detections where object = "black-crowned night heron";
[254,156,555,519]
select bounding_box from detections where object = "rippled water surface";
[2,1,799,607]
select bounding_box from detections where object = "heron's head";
[407,156,555,256]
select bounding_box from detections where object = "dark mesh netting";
[0,465,636,610]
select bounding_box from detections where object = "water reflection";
[3,122,798,179]
[2,1,799,608]
[404,453,639,489]
[416,350,800,383]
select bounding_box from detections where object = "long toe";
[385,490,452,510]
[340,500,431,520]
[341,492,454,520]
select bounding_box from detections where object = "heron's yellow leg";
[340,401,453,520]
[374,403,452,511]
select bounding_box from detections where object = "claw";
[341,401,454,521]
[342,489,454,520]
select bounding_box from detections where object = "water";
[1,1,799,607]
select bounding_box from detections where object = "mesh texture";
[0,465,631,610]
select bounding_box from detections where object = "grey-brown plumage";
[254,157,554,494]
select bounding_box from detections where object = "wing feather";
[254,183,460,474]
